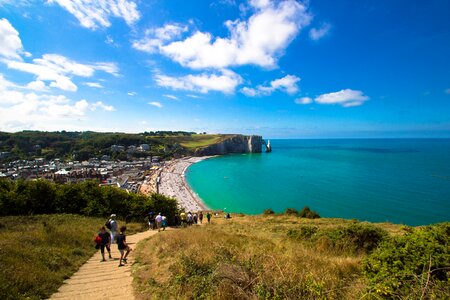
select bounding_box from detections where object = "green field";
[147,134,235,149]
[0,214,146,299]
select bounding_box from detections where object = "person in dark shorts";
[117,226,131,267]
[206,212,212,223]
[199,212,203,224]
[98,226,112,261]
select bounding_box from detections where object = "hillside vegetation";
[0,179,179,223]
[0,131,232,161]
[0,214,145,299]
[149,134,235,149]
[133,215,449,299]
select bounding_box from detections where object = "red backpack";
[94,235,102,245]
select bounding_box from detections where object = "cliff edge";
[194,134,262,156]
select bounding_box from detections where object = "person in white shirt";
[109,214,118,243]
[155,213,163,232]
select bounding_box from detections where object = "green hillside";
[0,214,145,299]
[133,214,450,299]
[0,131,231,161]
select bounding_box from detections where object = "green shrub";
[326,223,388,254]
[364,222,450,298]
[263,208,275,215]
[298,206,321,219]
[0,179,178,223]
[287,226,318,240]
[284,208,298,215]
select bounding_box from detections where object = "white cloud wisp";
[241,74,300,97]
[315,89,369,107]
[155,69,243,94]
[48,0,140,30]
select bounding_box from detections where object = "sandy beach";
[141,156,214,212]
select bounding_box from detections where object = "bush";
[263,208,275,215]
[325,223,388,254]
[284,208,298,215]
[364,223,450,298]
[0,179,178,223]
[298,206,320,219]
[287,226,318,240]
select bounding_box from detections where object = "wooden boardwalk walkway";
[50,229,159,300]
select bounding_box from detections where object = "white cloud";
[155,69,243,94]
[149,101,163,108]
[91,101,115,111]
[315,89,369,107]
[159,0,311,69]
[132,23,188,53]
[163,94,178,100]
[295,97,312,104]
[92,62,120,76]
[48,0,140,30]
[0,73,17,91]
[309,23,331,41]
[0,74,115,130]
[127,91,137,96]
[241,74,300,96]
[0,18,26,60]
[26,80,48,91]
[186,94,201,99]
[0,0,31,7]
[84,82,104,88]
[5,54,119,92]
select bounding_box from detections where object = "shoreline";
[154,156,216,212]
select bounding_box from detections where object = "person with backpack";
[96,226,112,261]
[206,212,212,223]
[106,214,118,243]
[117,226,131,267]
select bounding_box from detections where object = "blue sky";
[0,0,449,138]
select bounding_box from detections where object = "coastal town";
[0,146,209,212]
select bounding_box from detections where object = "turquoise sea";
[186,139,450,226]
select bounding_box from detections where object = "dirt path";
[50,229,160,300]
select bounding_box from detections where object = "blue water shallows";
[186,139,450,226]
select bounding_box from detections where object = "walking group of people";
[147,212,168,232]
[94,210,215,266]
[179,211,211,227]
[94,214,131,267]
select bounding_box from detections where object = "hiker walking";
[180,212,187,227]
[107,214,118,243]
[155,213,163,232]
[97,226,112,261]
[147,212,155,230]
[199,211,203,224]
[162,216,168,231]
[117,226,131,267]
[193,213,198,224]
[206,212,211,223]
[187,212,193,226]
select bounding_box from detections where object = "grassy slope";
[148,134,235,150]
[133,215,403,299]
[0,214,146,300]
